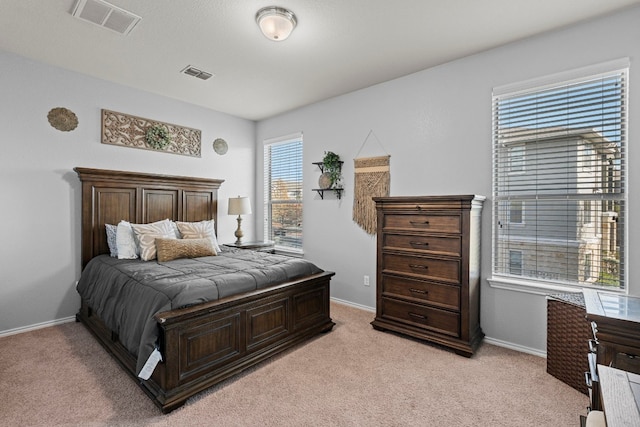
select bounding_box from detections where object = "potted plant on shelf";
[321,151,343,189]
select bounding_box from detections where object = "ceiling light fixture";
[255,6,297,41]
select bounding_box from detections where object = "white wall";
[256,7,640,354]
[0,51,256,334]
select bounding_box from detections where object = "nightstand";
[224,241,275,253]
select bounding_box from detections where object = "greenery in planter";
[322,151,343,188]
[146,125,171,150]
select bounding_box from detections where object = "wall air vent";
[71,0,141,35]
[181,66,214,81]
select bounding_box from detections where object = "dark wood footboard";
[77,271,334,413]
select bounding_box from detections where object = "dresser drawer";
[381,298,460,337]
[382,275,460,311]
[383,253,460,284]
[383,233,461,257]
[383,214,461,233]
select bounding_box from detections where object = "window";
[492,60,627,291]
[508,144,525,173]
[583,146,594,170]
[583,253,593,282]
[509,250,523,276]
[263,133,303,252]
[583,200,592,224]
[509,200,523,224]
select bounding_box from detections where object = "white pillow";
[176,220,221,253]
[116,220,139,259]
[131,219,177,261]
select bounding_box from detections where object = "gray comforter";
[76,249,323,375]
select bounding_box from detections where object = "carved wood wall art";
[101,109,201,157]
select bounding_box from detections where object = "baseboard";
[330,297,375,312]
[330,298,546,357]
[0,316,76,338]
[484,336,547,358]
[2,301,545,359]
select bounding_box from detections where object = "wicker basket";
[546,293,591,395]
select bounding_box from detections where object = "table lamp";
[228,196,252,244]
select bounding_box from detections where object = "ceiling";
[1,0,638,121]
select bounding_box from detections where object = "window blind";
[492,66,627,290]
[263,135,303,251]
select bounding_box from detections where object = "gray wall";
[256,6,640,354]
[0,51,257,334]
[2,6,638,357]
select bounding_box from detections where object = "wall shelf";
[312,161,343,200]
[312,188,344,200]
[312,161,344,173]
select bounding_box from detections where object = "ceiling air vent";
[181,66,214,81]
[71,0,141,35]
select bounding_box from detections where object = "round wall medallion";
[47,107,78,132]
[213,138,228,155]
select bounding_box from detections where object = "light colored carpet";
[0,302,588,426]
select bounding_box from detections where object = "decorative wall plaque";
[213,138,228,155]
[48,107,78,132]
[101,109,201,157]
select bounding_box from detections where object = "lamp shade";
[256,6,297,41]
[228,196,252,215]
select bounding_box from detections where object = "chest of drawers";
[371,195,485,357]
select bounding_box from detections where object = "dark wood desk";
[597,365,640,427]
[584,290,640,369]
[584,289,640,413]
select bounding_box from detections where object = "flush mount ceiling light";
[255,6,297,41]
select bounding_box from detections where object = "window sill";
[488,276,583,296]
[488,276,625,296]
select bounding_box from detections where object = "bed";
[74,167,335,413]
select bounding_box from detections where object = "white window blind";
[263,134,303,252]
[492,64,627,290]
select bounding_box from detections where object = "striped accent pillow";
[131,219,177,261]
[176,220,221,252]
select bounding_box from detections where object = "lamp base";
[234,215,244,244]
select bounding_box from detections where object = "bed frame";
[74,167,335,413]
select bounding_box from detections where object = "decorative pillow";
[131,219,177,261]
[116,220,139,259]
[176,220,221,253]
[155,238,216,262]
[105,224,118,257]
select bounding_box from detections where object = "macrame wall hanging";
[353,130,390,235]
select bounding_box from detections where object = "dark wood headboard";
[75,167,224,269]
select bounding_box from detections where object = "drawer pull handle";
[409,264,429,270]
[409,220,430,226]
[409,288,428,294]
[410,241,429,247]
[409,312,427,320]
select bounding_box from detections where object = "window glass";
[263,136,303,252]
[492,64,626,290]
